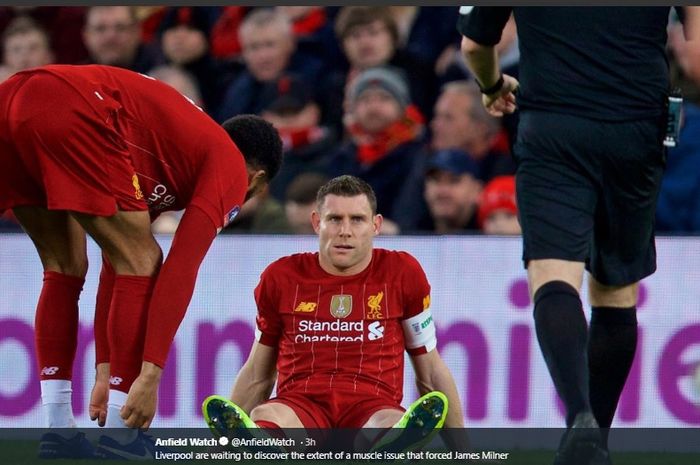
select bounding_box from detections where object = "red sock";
[94,258,115,365]
[108,275,156,393]
[35,271,84,381]
[255,420,288,439]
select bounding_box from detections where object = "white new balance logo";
[367,321,385,341]
[109,376,123,386]
[41,366,59,376]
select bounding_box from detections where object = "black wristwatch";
[479,75,504,95]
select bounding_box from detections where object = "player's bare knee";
[527,259,584,298]
[120,241,163,276]
[589,279,638,307]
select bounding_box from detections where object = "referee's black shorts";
[514,110,666,286]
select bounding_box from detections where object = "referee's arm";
[457,6,519,116]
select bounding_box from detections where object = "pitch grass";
[1,442,698,465]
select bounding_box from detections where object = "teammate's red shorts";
[0,70,147,215]
[266,384,404,429]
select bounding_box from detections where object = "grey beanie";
[349,66,410,109]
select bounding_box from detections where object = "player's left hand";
[482,74,519,117]
[89,378,109,427]
[121,363,162,429]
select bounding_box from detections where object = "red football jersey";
[5,64,247,229]
[254,248,434,404]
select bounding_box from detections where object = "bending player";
[0,64,282,458]
[203,175,464,451]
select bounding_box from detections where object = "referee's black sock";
[588,306,637,449]
[533,281,591,427]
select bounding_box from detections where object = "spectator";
[217,8,323,121]
[328,66,426,228]
[276,7,341,69]
[283,172,329,234]
[159,6,233,118]
[423,149,482,234]
[0,7,87,64]
[389,7,461,71]
[478,175,520,235]
[83,6,163,74]
[325,6,435,131]
[260,74,336,202]
[430,80,515,183]
[0,16,53,82]
[148,64,203,108]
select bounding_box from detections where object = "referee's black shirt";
[459,7,674,122]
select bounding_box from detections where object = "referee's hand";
[482,74,519,117]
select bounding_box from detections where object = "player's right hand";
[482,74,519,117]
[89,378,109,427]
[121,362,162,429]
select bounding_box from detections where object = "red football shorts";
[0,71,147,215]
[266,385,403,429]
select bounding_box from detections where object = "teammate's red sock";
[35,271,84,380]
[108,275,156,393]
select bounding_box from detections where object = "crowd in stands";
[0,6,697,235]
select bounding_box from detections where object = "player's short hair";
[222,115,283,183]
[316,175,377,215]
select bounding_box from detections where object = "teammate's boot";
[553,411,612,465]
[202,395,257,439]
[38,431,96,459]
[94,431,157,460]
[371,391,449,454]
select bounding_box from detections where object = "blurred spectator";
[148,64,203,108]
[478,175,521,235]
[424,149,483,234]
[209,7,248,61]
[430,80,515,182]
[0,16,53,82]
[217,8,323,121]
[276,7,342,69]
[656,102,700,232]
[159,6,234,118]
[389,7,461,73]
[284,173,329,234]
[325,6,435,131]
[223,187,291,234]
[260,74,336,202]
[328,66,427,226]
[83,6,163,73]
[0,7,87,64]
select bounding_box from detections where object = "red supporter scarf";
[348,105,425,166]
[293,8,327,36]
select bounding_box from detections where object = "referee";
[458,7,699,465]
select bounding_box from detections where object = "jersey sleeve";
[457,6,513,46]
[254,264,283,347]
[399,252,436,356]
[142,205,217,367]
